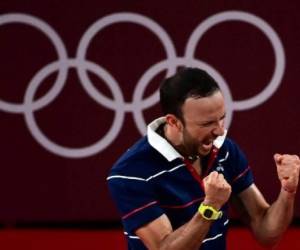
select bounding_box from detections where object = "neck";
[164,124,199,160]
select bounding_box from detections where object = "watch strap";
[198,203,223,220]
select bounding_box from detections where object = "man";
[107,68,300,249]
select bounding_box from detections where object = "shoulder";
[220,137,247,160]
[222,137,241,150]
[108,136,169,180]
[218,137,248,167]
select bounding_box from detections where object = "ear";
[165,114,182,130]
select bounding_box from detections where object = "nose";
[212,120,225,136]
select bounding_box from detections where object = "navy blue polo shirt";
[107,117,254,250]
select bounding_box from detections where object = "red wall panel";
[0,0,299,224]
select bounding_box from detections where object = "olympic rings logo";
[0,11,285,158]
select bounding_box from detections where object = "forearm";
[136,172,231,250]
[159,212,212,250]
[252,188,295,245]
[160,172,231,250]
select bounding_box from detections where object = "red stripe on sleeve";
[122,201,158,220]
[232,166,250,183]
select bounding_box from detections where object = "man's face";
[179,91,226,157]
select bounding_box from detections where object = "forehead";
[181,91,225,122]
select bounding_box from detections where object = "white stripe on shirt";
[202,233,223,244]
[107,164,185,182]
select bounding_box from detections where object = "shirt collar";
[147,117,182,161]
[147,117,227,162]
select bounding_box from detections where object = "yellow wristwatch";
[198,203,223,220]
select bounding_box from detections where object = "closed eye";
[200,114,226,128]
[201,121,215,127]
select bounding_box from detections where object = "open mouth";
[202,140,213,150]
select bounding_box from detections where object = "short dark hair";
[159,67,220,120]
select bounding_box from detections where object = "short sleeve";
[226,140,254,194]
[107,177,164,233]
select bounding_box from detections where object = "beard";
[181,128,213,158]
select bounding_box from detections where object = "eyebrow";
[200,113,226,125]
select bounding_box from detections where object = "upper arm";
[107,175,165,236]
[231,183,270,228]
[135,214,173,250]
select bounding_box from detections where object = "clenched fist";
[203,171,232,210]
[274,153,300,194]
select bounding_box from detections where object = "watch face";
[203,209,213,218]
